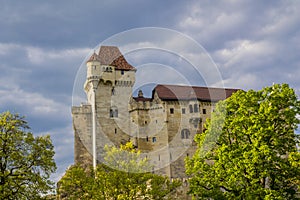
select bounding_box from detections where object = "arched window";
[181,129,190,139]
[109,107,118,118]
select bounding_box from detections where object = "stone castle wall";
[73,46,231,181]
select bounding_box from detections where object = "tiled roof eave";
[158,97,228,101]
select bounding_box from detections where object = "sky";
[0,0,300,182]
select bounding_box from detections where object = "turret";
[86,52,101,78]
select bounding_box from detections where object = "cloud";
[26,46,90,65]
[175,0,300,91]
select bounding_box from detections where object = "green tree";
[57,165,95,199]
[58,142,181,199]
[0,111,56,200]
[186,84,300,199]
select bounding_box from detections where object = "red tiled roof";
[153,84,239,101]
[86,52,100,62]
[87,46,135,71]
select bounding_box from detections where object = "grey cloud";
[0,0,186,48]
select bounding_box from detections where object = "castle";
[72,46,238,178]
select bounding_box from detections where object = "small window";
[182,108,186,114]
[170,108,174,114]
[146,136,149,142]
[152,137,157,143]
[203,109,206,114]
[121,70,124,75]
[110,107,118,118]
[189,105,193,113]
[115,128,117,134]
[194,104,198,113]
[145,121,147,124]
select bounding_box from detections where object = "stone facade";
[72,46,238,179]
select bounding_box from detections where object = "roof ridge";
[156,84,240,90]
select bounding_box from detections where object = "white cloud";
[0,43,21,55]
[26,46,90,65]
[214,39,276,69]
[0,86,68,119]
[260,2,300,38]
[222,73,263,90]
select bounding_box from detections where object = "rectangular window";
[121,70,124,75]
[152,137,157,143]
[110,108,118,118]
[182,108,186,114]
[189,105,193,113]
[115,128,117,134]
[170,108,174,114]
[203,109,206,114]
[194,104,198,113]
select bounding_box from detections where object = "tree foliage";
[0,111,56,200]
[58,142,181,199]
[186,84,300,199]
